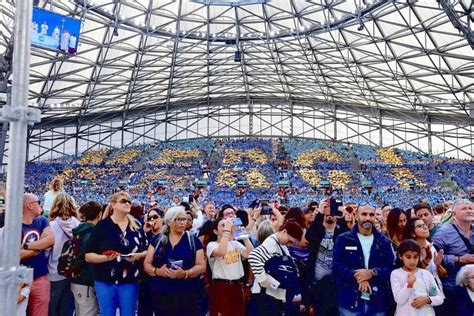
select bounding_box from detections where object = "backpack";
[58,225,93,278]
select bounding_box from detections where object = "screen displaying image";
[31,8,81,54]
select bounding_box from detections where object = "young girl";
[207,217,254,316]
[390,239,444,316]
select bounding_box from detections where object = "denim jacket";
[333,224,395,313]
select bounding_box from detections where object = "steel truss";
[0,0,472,161]
[23,100,473,161]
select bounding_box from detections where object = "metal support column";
[0,122,9,166]
[0,1,39,315]
[333,103,337,141]
[379,110,383,147]
[427,116,433,155]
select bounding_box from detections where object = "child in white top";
[390,239,444,316]
[17,283,30,316]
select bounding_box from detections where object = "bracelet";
[154,267,158,276]
[184,270,189,279]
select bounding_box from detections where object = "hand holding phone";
[329,197,343,217]
[168,260,183,270]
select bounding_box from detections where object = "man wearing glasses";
[21,193,55,316]
[333,201,395,316]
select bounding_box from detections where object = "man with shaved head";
[21,193,55,316]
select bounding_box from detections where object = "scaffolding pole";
[0,1,39,315]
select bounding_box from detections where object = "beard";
[325,217,335,224]
[361,222,373,230]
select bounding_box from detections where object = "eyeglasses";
[174,217,187,224]
[118,199,131,205]
[357,201,377,208]
[31,200,41,205]
[148,215,160,221]
[185,218,193,222]
[415,223,428,229]
[119,233,129,247]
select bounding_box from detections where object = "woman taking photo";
[85,192,148,316]
[248,220,304,316]
[207,217,254,316]
[48,192,80,316]
[143,206,206,316]
[386,207,408,249]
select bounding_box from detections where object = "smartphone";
[260,201,272,216]
[168,259,183,269]
[233,217,243,226]
[188,195,195,203]
[329,197,343,216]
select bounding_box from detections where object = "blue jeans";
[339,304,386,316]
[94,281,138,316]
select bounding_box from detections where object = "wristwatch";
[371,269,378,276]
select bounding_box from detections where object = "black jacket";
[305,212,349,283]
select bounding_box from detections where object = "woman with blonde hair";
[85,191,148,316]
[48,192,80,316]
[43,178,64,217]
[144,206,206,315]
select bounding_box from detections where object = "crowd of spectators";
[21,139,474,213]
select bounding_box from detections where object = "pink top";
[390,267,444,316]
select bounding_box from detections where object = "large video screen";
[31,8,81,54]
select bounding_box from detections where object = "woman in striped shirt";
[248,220,304,316]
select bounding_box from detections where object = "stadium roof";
[0,0,473,159]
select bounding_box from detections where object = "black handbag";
[264,237,300,291]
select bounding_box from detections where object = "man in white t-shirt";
[333,202,395,316]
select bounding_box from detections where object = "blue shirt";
[150,232,203,294]
[21,216,50,279]
[432,222,474,289]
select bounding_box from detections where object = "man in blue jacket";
[333,202,395,316]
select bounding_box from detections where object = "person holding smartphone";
[143,206,206,315]
[306,198,349,316]
[207,217,254,316]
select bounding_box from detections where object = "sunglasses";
[148,215,161,221]
[358,201,377,208]
[118,199,131,205]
